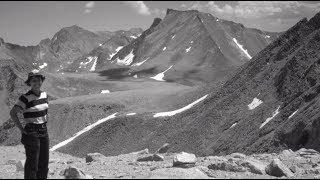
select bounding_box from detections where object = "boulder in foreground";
[265,158,294,177]
[85,152,106,163]
[16,160,25,172]
[137,154,164,162]
[173,152,197,168]
[60,166,93,179]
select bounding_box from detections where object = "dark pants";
[21,123,49,179]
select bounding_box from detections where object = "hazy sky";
[0,1,319,46]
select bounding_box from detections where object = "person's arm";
[10,105,27,135]
[11,95,28,134]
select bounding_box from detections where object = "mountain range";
[2,8,319,162]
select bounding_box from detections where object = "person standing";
[10,69,49,179]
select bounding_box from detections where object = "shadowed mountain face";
[56,12,320,157]
[67,9,280,85]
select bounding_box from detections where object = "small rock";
[154,143,170,154]
[265,158,294,177]
[131,148,149,155]
[137,154,164,162]
[280,149,294,157]
[16,160,25,172]
[208,161,247,172]
[85,152,106,163]
[5,159,17,165]
[303,168,320,175]
[49,159,59,164]
[66,160,74,164]
[241,158,266,175]
[290,165,301,174]
[230,153,246,159]
[146,167,209,179]
[60,166,92,179]
[173,152,197,168]
[298,148,319,157]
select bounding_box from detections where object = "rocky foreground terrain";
[1,144,320,179]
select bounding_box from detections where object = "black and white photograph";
[0,0,320,179]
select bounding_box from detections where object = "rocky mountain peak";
[166,8,199,16]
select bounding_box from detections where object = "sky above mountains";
[0,1,319,46]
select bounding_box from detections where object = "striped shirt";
[15,90,49,124]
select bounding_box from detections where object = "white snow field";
[109,46,124,60]
[126,113,136,116]
[248,97,263,110]
[39,62,48,69]
[90,57,98,71]
[150,65,173,81]
[186,47,191,53]
[230,123,237,129]
[232,38,252,59]
[50,113,118,151]
[260,106,281,129]
[288,110,298,119]
[116,50,134,66]
[153,94,208,117]
[101,90,110,94]
[132,58,149,67]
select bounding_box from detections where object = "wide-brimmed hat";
[25,69,45,86]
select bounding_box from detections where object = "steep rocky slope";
[56,12,320,158]
[90,9,280,85]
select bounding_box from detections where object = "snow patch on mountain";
[248,97,263,110]
[101,90,110,94]
[132,58,149,67]
[109,46,124,60]
[150,65,173,81]
[90,56,98,71]
[230,123,237,129]
[232,38,252,59]
[116,50,134,66]
[80,56,94,68]
[186,47,192,53]
[126,113,136,116]
[39,63,48,70]
[153,94,208,117]
[50,113,118,151]
[288,110,298,119]
[260,106,281,129]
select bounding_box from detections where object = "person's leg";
[22,133,40,179]
[36,133,49,179]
